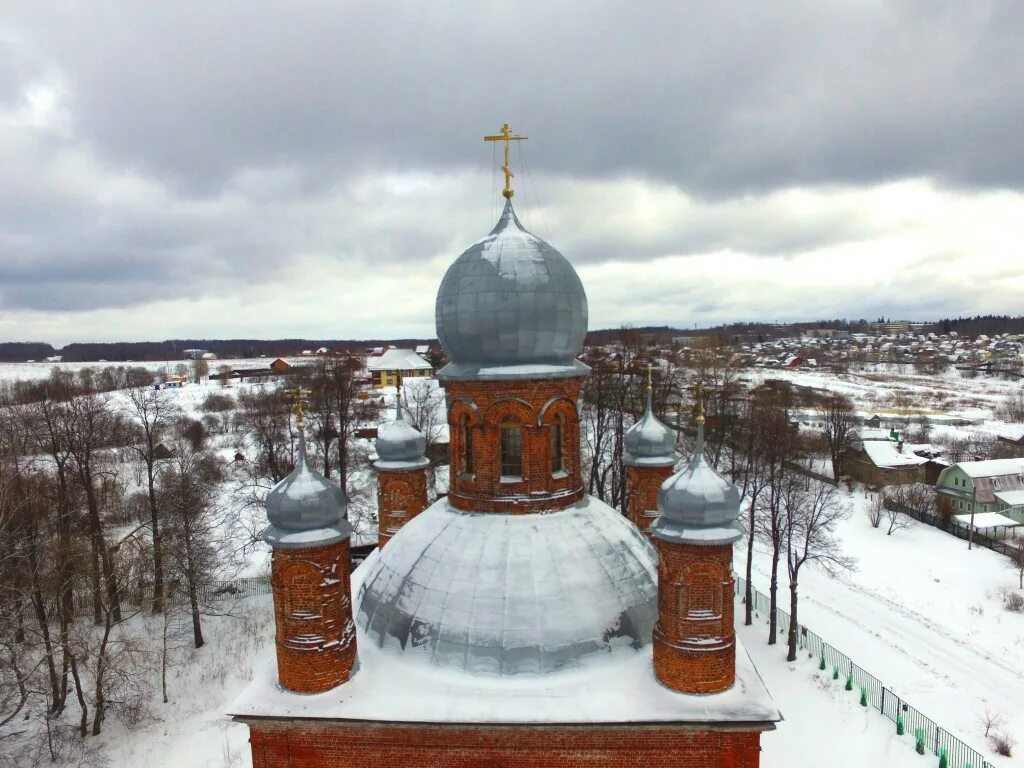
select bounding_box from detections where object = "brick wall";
[652,538,736,694]
[376,466,429,549]
[270,539,356,693]
[444,378,585,514]
[245,721,766,767]
[625,465,674,533]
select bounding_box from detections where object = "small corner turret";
[264,388,356,693]
[373,379,429,549]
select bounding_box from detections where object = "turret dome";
[623,386,678,467]
[264,432,352,548]
[651,423,743,545]
[435,199,588,380]
[374,397,429,469]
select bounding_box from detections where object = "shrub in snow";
[896,714,904,735]
[915,728,926,755]
[1003,591,1024,613]
[832,665,839,680]
[859,687,868,707]
[819,654,826,671]
[990,731,1015,757]
[845,674,853,691]
[938,747,948,768]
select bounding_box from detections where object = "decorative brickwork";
[376,466,429,549]
[245,721,765,768]
[444,378,585,514]
[626,465,675,533]
[270,539,356,693]
[652,539,736,694]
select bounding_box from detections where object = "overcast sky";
[2,2,1023,345]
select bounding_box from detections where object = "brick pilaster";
[652,539,736,694]
[625,464,675,533]
[376,466,429,549]
[270,538,356,693]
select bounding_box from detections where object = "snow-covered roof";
[861,440,928,469]
[228,543,779,725]
[994,490,1024,507]
[356,496,658,677]
[366,348,433,371]
[955,458,1024,479]
[954,512,1021,529]
[229,633,779,726]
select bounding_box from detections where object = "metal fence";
[886,500,1022,558]
[736,576,993,768]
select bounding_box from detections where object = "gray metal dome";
[652,426,743,545]
[355,495,658,676]
[374,398,429,470]
[263,432,352,548]
[623,389,678,468]
[435,199,588,373]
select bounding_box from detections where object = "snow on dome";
[623,389,678,467]
[435,199,588,379]
[652,426,743,546]
[355,495,658,677]
[264,432,352,548]
[374,398,428,470]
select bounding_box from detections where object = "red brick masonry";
[653,539,737,694]
[376,466,429,549]
[270,539,356,693]
[445,378,584,514]
[245,721,766,768]
[625,464,674,534]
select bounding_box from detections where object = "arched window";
[500,419,522,479]
[461,415,474,475]
[550,414,564,474]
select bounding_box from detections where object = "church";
[229,125,780,767]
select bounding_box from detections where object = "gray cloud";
[2,1,1024,343]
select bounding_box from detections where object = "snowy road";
[742,544,1024,765]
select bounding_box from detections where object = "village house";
[935,458,1024,524]
[365,346,433,388]
[841,438,929,486]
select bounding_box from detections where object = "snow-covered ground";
[740,484,1024,765]
[0,357,311,384]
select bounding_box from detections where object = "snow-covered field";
[740,484,1024,765]
[0,357,311,384]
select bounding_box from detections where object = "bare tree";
[822,393,858,481]
[123,386,180,613]
[1008,537,1024,590]
[783,478,854,661]
[979,705,1006,738]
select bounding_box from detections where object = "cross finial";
[484,122,528,199]
[285,387,312,430]
[645,363,653,393]
[692,381,706,426]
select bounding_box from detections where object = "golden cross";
[284,387,312,429]
[646,363,653,393]
[691,381,706,426]
[484,122,528,199]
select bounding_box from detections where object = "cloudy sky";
[2,2,1023,345]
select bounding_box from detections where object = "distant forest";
[3,315,1023,362]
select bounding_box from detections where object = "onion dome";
[356,495,657,676]
[264,431,352,548]
[434,199,589,380]
[651,415,743,546]
[623,378,678,468]
[374,396,429,470]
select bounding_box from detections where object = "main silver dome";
[356,496,658,676]
[435,199,588,370]
[264,432,352,548]
[652,427,743,545]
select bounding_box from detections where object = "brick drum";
[244,722,765,768]
[625,464,675,533]
[652,539,736,694]
[444,378,584,514]
[270,538,356,693]
[376,466,429,549]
